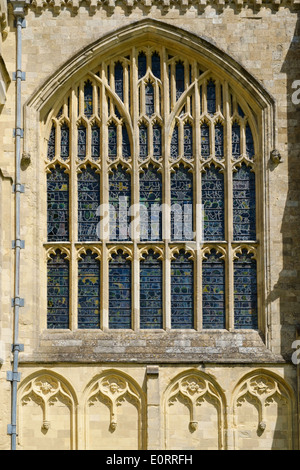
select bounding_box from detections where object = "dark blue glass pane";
[234,250,258,329]
[114,62,124,102]
[109,251,131,329]
[233,163,256,240]
[138,52,147,79]
[84,81,93,118]
[108,123,117,159]
[47,251,69,329]
[202,250,225,329]
[170,125,178,159]
[91,125,100,159]
[153,123,162,158]
[215,123,224,159]
[152,52,161,79]
[145,82,154,117]
[140,165,162,241]
[140,250,163,329]
[47,165,69,241]
[139,124,148,159]
[78,165,100,241]
[232,122,241,158]
[78,250,100,329]
[201,123,210,158]
[47,124,55,160]
[171,165,193,241]
[109,165,131,241]
[78,125,86,160]
[60,124,69,159]
[238,104,245,118]
[171,251,194,329]
[207,80,216,115]
[175,62,185,100]
[246,123,255,159]
[183,123,193,159]
[202,165,224,240]
[122,125,131,159]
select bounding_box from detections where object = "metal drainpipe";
[7,0,26,450]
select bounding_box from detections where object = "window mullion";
[70,88,78,331]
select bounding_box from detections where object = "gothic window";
[45,44,259,332]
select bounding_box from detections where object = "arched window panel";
[140,250,163,329]
[139,165,162,241]
[47,165,69,242]
[183,123,193,159]
[145,82,155,117]
[153,123,162,159]
[234,250,258,329]
[232,122,241,159]
[202,250,225,329]
[78,250,100,329]
[238,104,245,118]
[122,124,131,159]
[171,165,193,241]
[47,124,56,160]
[77,125,87,160]
[170,124,179,160]
[246,123,255,159]
[114,61,124,102]
[47,250,69,329]
[108,122,117,160]
[201,122,210,158]
[233,163,256,241]
[175,61,185,101]
[84,80,93,118]
[78,165,100,242]
[109,165,131,241]
[206,79,216,116]
[215,122,224,159]
[151,52,161,80]
[202,165,225,241]
[91,124,100,160]
[138,51,147,79]
[109,251,132,329]
[171,250,194,329]
[60,123,70,160]
[139,124,148,160]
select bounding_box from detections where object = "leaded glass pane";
[109,251,131,329]
[47,165,69,241]
[91,125,100,159]
[215,123,224,159]
[246,123,255,159]
[122,125,131,159]
[47,124,56,160]
[139,124,148,159]
[60,123,69,159]
[170,125,179,159]
[238,104,245,118]
[232,122,241,158]
[108,123,117,159]
[153,123,162,158]
[47,251,69,329]
[140,250,163,329]
[77,125,86,160]
[151,52,161,79]
[78,165,100,241]
[171,250,194,329]
[207,79,216,116]
[114,62,124,102]
[145,82,154,117]
[78,250,100,329]
[233,163,256,241]
[171,165,193,241]
[84,80,93,118]
[109,165,131,241]
[140,165,162,241]
[234,250,258,329]
[201,123,210,158]
[202,165,224,240]
[175,62,185,101]
[183,123,193,159]
[138,52,147,79]
[202,250,225,329]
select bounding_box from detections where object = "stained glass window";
[84,80,93,118]
[233,163,256,241]
[78,165,100,241]
[78,250,100,329]
[47,250,69,329]
[138,52,147,79]
[140,165,162,241]
[153,123,162,158]
[77,125,86,160]
[91,125,100,160]
[215,123,224,159]
[170,124,179,159]
[207,79,216,116]
[201,123,210,158]
[108,123,117,159]
[171,250,194,329]
[122,124,131,159]
[171,165,193,241]
[152,52,161,79]
[238,104,245,118]
[47,124,56,160]
[47,165,69,241]
[183,123,193,159]
[60,123,69,159]
[139,124,148,159]
[202,165,224,240]
[145,82,154,116]
[234,250,258,329]
[175,62,185,100]
[140,250,163,329]
[202,250,225,329]
[232,122,241,158]
[109,251,131,329]
[246,123,255,159]
[109,165,131,241]
[114,62,124,102]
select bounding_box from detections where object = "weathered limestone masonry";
[0,0,299,450]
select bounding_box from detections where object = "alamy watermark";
[292,80,300,105]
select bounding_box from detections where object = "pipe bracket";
[6,371,21,382]
[11,297,25,307]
